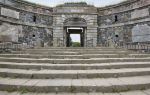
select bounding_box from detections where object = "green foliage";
[19,88,29,94]
[72,42,81,47]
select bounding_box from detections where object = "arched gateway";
[53,2,98,47]
[64,17,87,47]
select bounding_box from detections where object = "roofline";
[98,0,139,10]
[13,0,53,9]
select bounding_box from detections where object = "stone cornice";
[13,0,52,9]
[98,4,150,16]
[53,13,98,15]
[99,17,150,28]
[0,3,52,16]
[98,0,138,10]
[0,17,53,29]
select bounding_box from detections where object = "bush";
[72,42,81,47]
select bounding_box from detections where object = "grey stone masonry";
[0,47,150,94]
[1,0,150,47]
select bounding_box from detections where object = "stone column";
[86,14,98,47]
[53,15,65,47]
[53,26,64,47]
[86,26,97,47]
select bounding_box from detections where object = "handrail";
[97,41,150,53]
[0,42,23,53]
[124,42,150,53]
[86,39,93,47]
[0,41,39,53]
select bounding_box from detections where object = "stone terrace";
[0,47,150,95]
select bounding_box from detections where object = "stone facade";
[98,0,150,46]
[53,4,97,47]
[0,0,150,47]
[0,0,53,47]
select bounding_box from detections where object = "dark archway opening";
[66,28,84,47]
[64,17,87,47]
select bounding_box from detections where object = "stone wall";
[0,0,53,15]
[21,26,53,47]
[0,23,22,42]
[97,0,150,46]
[132,24,150,42]
[53,11,97,47]
[0,0,150,47]
[0,0,53,47]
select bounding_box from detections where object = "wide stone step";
[0,89,150,95]
[11,51,82,55]
[27,51,130,54]
[26,49,127,52]
[0,62,150,70]
[0,54,87,59]
[84,54,150,58]
[0,54,150,59]
[11,51,132,55]
[0,68,150,79]
[0,76,150,93]
[0,57,150,64]
[34,47,124,49]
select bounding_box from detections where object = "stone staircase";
[0,47,150,95]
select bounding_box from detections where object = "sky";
[70,34,80,42]
[25,0,126,7]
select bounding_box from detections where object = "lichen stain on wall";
[0,23,22,42]
[132,24,150,42]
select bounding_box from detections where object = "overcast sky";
[25,0,126,7]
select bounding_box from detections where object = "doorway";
[66,27,84,47]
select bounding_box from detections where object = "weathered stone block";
[131,8,149,19]
[1,7,19,19]
[132,24,150,42]
[0,23,22,42]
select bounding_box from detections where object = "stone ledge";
[0,89,149,95]
[99,17,150,28]
[0,76,150,93]
[0,67,150,79]
[0,17,53,29]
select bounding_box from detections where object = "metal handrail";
[0,42,23,53]
[0,41,38,52]
[124,42,150,53]
[97,41,150,53]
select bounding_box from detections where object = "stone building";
[0,0,150,47]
